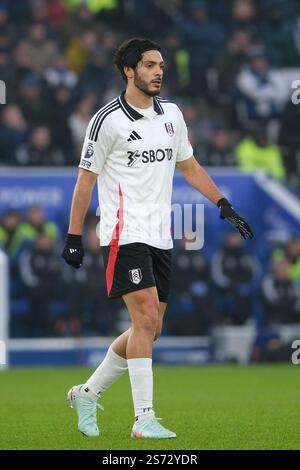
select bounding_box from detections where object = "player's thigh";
[123,286,160,330]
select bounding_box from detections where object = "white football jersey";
[78,93,193,249]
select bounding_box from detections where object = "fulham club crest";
[129,268,142,285]
[165,122,174,137]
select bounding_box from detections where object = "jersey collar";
[118,91,164,121]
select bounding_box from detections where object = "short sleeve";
[176,110,193,163]
[78,114,112,174]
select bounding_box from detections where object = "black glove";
[217,198,254,240]
[61,234,84,268]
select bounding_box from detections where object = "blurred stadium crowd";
[0,0,300,344]
[1,0,300,186]
[1,205,300,341]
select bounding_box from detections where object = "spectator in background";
[100,30,120,59]
[0,30,12,55]
[262,258,300,325]
[60,3,103,46]
[31,0,52,26]
[162,33,190,97]
[66,30,98,74]
[68,95,95,160]
[272,236,300,280]
[0,2,9,31]
[0,3,17,42]
[19,233,64,336]
[215,29,252,99]
[181,103,202,144]
[21,23,58,73]
[235,46,286,125]
[0,209,22,258]
[12,42,34,97]
[176,0,225,97]
[0,49,14,92]
[212,231,259,325]
[43,54,78,90]
[235,129,286,179]
[119,0,176,37]
[48,0,68,30]
[17,205,60,247]
[0,105,27,164]
[16,74,50,127]
[79,46,113,95]
[291,13,300,59]
[0,38,14,87]
[202,126,235,167]
[231,0,257,32]
[260,0,299,67]
[48,85,75,164]
[64,225,116,336]
[169,236,216,335]
[16,126,64,166]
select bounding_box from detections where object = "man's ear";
[124,66,134,79]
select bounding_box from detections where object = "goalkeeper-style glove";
[61,234,84,268]
[217,198,254,240]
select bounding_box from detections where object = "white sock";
[127,358,154,419]
[81,346,128,400]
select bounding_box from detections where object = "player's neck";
[124,88,153,109]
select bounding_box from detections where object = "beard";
[134,73,161,97]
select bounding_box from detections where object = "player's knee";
[140,307,159,336]
[153,320,162,341]
[154,328,161,342]
[135,296,159,335]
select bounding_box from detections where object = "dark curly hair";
[113,38,161,82]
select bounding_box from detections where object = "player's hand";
[61,234,84,268]
[217,198,254,240]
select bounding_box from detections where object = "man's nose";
[155,66,163,76]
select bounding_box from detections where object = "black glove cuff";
[217,198,231,208]
[66,233,82,245]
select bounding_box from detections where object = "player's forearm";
[190,165,224,204]
[178,158,224,205]
[68,178,94,235]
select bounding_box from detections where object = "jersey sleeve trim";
[89,100,120,142]
[78,162,101,174]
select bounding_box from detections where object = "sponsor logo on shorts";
[129,268,142,285]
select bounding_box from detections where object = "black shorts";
[101,242,172,303]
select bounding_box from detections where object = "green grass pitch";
[0,364,299,450]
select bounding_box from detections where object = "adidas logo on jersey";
[127,131,142,141]
[69,248,77,254]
